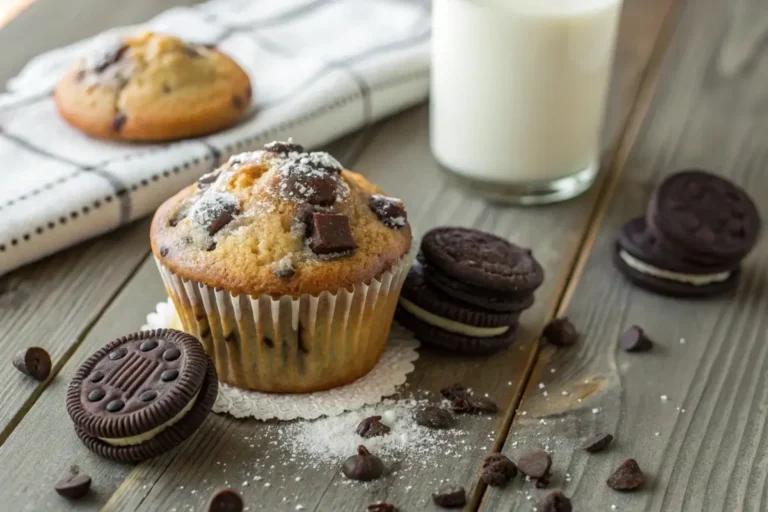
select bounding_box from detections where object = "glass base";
[439,162,599,206]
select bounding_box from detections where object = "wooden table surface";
[1,0,767,510]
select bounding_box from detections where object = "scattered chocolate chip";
[370,195,407,228]
[13,347,51,381]
[619,325,653,352]
[414,406,453,429]
[452,396,498,415]
[607,458,644,491]
[440,383,469,401]
[159,247,170,257]
[207,488,243,512]
[367,503,396,512]
[93,44,128,72]
[541,317,579,347]
[517,449,552,479]
[111,112,127,132]
[582,432,614,453]
[535,475,551,488]
[431,485,466,508]
[538,490,572,512]
[310,213,357,255]
[264,140,304,155]
[341,445,385,481]
[232,95,244,109]
[282,172,338,206]
[190,193,240,235]
[356,415,391,439]
[481,453,517,487]
[197,171,219,191]
[206,241,218,252]
[54,474,91,500]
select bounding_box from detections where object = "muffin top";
[54,31,251,141]
[151,141,412,297]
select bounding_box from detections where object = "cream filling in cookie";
[399,298,510,337]
[618,250,731,286]
[99,390,200,446]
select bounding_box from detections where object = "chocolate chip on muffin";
[370,195,407,228]
[309,213,357,255]
[190,193,240,235]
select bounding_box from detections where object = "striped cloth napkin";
[0,0,430,276]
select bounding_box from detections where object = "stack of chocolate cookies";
[396,227,544,354]
[614,170,761,297]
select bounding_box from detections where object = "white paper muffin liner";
[155,254,412,393]
[142,298,420,420]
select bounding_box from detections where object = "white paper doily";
[142,299,420,421]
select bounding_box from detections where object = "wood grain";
[482,0,768,510]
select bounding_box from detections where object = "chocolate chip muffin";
[54,31,251,141]
[150,140,412,393]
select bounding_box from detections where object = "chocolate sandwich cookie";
[647,170,761,262]
[615,218,741,297]
[421,228,544,295]
[66,329,217,463]
[396,261,520,354]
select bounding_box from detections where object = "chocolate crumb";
[582,432,614,453]
[542,317,579,347]
[481,453,517,487]
[440,383,469,401]
[356,416,391,439]
[341,445,384,481]
[619,325,653,352]
[538,490,572,512]
[431,485,466,508]
[517,449,552,479]
[606,458,644,491]
[414,406,453,429]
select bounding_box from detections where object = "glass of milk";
[430,0,623,204]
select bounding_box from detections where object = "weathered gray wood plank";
[483,0,768,510]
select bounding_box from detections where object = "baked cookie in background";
[54,31,252,142]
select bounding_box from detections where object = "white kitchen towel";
[0,0,430,276]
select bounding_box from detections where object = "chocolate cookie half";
[421,228,544,296]
[66,329,217,463]
[647,170,761,262]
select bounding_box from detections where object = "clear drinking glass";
[430,0,624,205]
